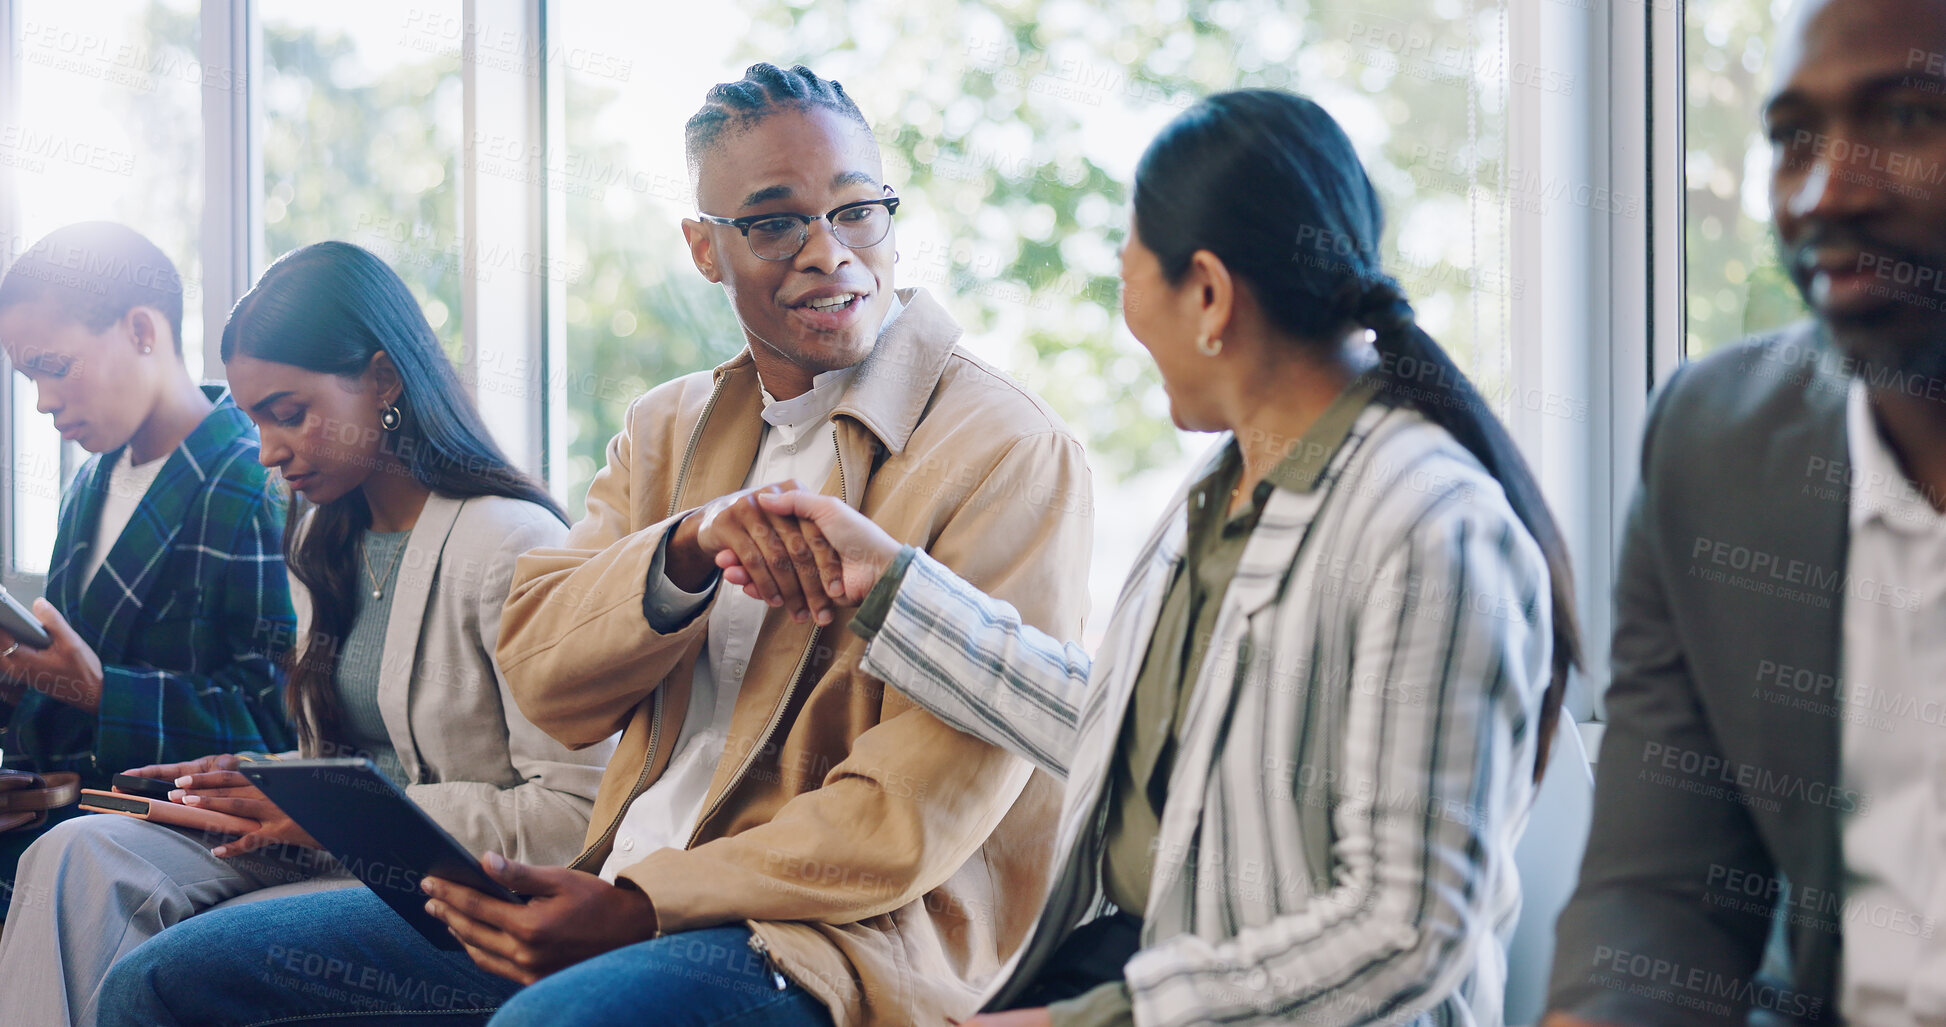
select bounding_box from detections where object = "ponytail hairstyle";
[1133,89,1582,780]
[221,241,565,753]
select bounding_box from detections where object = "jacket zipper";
[567,688,662,872]
[671,370,730,512]
[565,370,728,873]
[682,428,848,850]
[747,931,791,990]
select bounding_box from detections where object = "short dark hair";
[0,221,185,351]
[684,63,873,181]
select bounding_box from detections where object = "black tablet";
[238,758,524,951]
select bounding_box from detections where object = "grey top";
[335,529,409,786]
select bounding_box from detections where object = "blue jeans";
[98,887,834,1027]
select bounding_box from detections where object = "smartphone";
[0,587,51,649]
[112,772,178,800]
[78,789,260,836]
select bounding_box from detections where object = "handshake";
[666,481,904,627]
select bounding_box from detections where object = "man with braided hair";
[98,63,1092,1027]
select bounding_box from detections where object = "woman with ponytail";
[716,89,1580,1027]
[0,242,613,1027]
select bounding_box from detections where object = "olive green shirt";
[1050,372,1385,1027]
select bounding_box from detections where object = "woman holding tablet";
[718,90,1581,1027]
[0,241,613,1027]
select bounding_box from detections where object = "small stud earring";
[141,345,152,355]
[1196,335,1223,357]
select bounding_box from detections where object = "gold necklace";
[361,532,408,601]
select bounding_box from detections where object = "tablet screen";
[240,758,523,950]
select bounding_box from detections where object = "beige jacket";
[498,288,1093,1026]
[292,493,611,866]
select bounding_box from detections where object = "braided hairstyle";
[684,63,873,182]
[1133,89,1582,782]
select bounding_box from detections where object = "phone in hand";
[78,790,259,836]
[0,587,50,649]
[112,772,179,801]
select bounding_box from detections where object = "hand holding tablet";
[238,758,524,950]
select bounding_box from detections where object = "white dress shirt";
[599,300,900,882]
[83,450,168,589]
[1837,379,1946,1025]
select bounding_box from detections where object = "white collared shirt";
[1837,379,1946,1025]
[599,298,901,881]
[84,449,168,589]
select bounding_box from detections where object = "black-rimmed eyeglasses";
[696,196,900,261]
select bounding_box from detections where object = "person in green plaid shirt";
[0,222,295,901]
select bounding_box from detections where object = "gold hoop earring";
[1196,335,1224,357]
[379,404,403,432]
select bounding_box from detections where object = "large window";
[1684,0,1801,358]
[0,0,1623,675]
[556,0,1522,629]
[6,0,204,575]
[261,0,464,355]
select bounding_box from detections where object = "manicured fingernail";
[181,794,203,805]
[425,900,439,916]
[167,789,185,801]
[175,776,193,787]
[212,847,229,857]
[486,851,507,873]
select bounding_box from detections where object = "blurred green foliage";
[127,0,1556,520]
[1684,0,1805,357]
[559,0,1519,514]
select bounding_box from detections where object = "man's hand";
[160,753,321,857]
[422,853,659,985]
[0,600,104,712]
[671,479,841,626]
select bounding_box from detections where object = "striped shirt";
[857,399,1551,1026]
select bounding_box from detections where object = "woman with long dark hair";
[0,241,613,1027]
[721,89,1581,1026]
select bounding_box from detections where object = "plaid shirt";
[1,396,295,784]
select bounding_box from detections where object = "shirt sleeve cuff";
[1046,980,1135,1027]
[848,545,918,641]
[643,528,716,633]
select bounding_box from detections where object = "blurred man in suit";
[1548,1,1946,1024]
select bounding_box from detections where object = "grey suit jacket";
[293,493,615,867]
[1549,324,1851,1026]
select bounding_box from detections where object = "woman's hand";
[670,479,842,626]
[0,600,104,712]
[151,753,322,857]
[720,490,903,608]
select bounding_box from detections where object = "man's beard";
[1782,231,1946,396]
